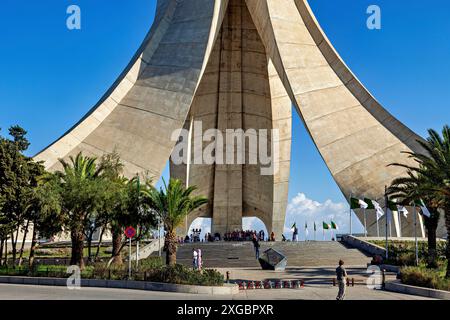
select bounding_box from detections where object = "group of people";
[192,248,203,270]
[224,230,277,242]
[224,230,262,242]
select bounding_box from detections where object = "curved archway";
[242,217,268,239]
[187,218,212,242]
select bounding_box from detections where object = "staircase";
[174,241,371,268]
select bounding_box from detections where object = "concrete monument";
[35,0,425,237]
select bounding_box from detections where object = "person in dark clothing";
[336,259,348,300]
[252,234,260,260]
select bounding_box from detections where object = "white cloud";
[186,193,363,241]
[283,193,363,240]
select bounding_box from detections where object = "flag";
[291,222,296,231]
[397,205,409,218]
[372,200,385,220]
[314,222,317,232]
[414,199,431,218]
[351,197,368,209]
[364,198,375,210]
[305,222,308,230]
[330,221,338,230]
[323,222,330,230]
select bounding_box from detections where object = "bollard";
[382,269,386,289]
[226,271,230,283]
[332,278,336,286]
[346,278,350,287]
[351,278,355,287]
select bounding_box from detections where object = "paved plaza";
[0,282,433,300]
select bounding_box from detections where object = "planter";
[385,280,450,300]
[0,276,238,295]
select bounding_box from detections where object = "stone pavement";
[0,283,434,300]
[215,266,397,285]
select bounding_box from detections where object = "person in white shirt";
[192,249,198,270]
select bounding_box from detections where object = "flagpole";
[398,210,402,238]
[349,193,353,236]
[414,204,418,266]
[384,186,389,260]
[376,198,380,238]
[363,207,367,237]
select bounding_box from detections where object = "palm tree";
[388,170,440,268]
[56,152,104,269]
[390,125,450,277]
[142,179,207,266]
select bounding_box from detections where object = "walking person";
[336,260,348,300]
[293,225,299,242]
[252,234,260,260]
[192,249,198,270]
[197,248,203,270]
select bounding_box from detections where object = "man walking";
[336,259,348,300]
[192,249,198,270]
[252,234,260,260]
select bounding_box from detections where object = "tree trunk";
[28,226,37,269]
[445,200,450,278]
[165,230,177,266]
[0,239,4,266]
[427,224,438,268]
[111,229,123,265]
[70,229,85,269]
[10,231,17,267]
[87,230,93,264]
[94,227,105,261]
[4,239,8,266]
[18,220,30,266]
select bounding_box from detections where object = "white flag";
[359,199,369,209]
[397,206,409,218]
[419,200,431,218]
[372,200,385,221]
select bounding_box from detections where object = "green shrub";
[0,261,224,287]
[369,240,446,266]
[144,264,224,286]
[401,266,450,291]
[136,256,163,271]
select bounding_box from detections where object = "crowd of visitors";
[178,229,277,243]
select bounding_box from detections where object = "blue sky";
[1,1,449,238]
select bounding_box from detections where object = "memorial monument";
[35,0,425,237]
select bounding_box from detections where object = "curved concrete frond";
[35,0,229,179]
[245,0,425,235]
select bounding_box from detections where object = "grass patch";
[0,257,224,287]
[400,265,450,292]
[368,240,446,266]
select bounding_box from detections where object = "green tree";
[390,125,450,277]
[388,170,440,268]
[0,126,38,267]
[27,173,64,268]
[142,179,207,266]
[55,152,104,269]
